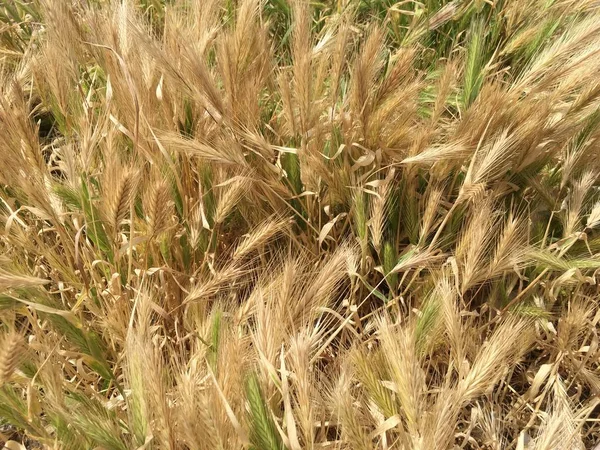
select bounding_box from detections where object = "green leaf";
[528,249,600,271]
[67,392,129,450]
[415,294,441,354]
[400,177,419,244]
[463,19,486,107]
[245,373,286,450]
[0,385,47,438]
[356,273,388,303]
[383,241,398,292]
[80,176,113,262]
[53,184,83,211]
[209,309,222,373]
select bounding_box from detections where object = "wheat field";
[1,0,600,448]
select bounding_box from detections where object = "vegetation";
[1,0,600,448]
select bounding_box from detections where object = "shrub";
[1,0,600,448]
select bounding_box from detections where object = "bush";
[1,0,600,448]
